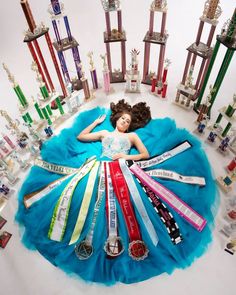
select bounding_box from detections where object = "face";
[116,113,132,132]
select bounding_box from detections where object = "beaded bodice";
[102,133,131,159]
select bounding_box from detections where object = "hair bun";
[110,99,132,114]
[130,102,151,130]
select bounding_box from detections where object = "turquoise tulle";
[15,107,219,285]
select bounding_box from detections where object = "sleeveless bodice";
[101,133,131,159]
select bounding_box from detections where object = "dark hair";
[110,99,151,131]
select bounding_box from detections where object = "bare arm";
[112,133,149,161]
[77,115,108,142]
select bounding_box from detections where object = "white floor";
[1,83,236,295]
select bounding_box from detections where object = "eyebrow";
[122,116,130,122]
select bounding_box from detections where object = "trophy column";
[48,0,84,91]
[101,0,126,83]
[142,0,169,92]
[175,0,222,110]
[20,0,67,98]
[195,8,236,116]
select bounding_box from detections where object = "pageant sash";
[48,158,96,241]
[136,177,182,245]
[35,158,79,175]
[119,159,159,246]
[24,173,75,208]
[75,163,105,259]
[104,162,124,257]
[24,158,95,208]
[69,162,100,245]
[128,162,207,232]
[109,161,149,261]
[136,141,192,169]
[146,169,206,186]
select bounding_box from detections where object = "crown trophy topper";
[101,0,121,12]
[151,0,167,11]
[202,0,222,21]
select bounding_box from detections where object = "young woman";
[77,99,151,160]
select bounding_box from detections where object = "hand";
[112,153,127,160]
[94,114,106,125]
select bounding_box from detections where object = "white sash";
[136,141,192,168]
[34,158,79,175]
[146,169,206,186]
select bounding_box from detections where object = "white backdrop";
[0,0,236,117]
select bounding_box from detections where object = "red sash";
[109,161,148,261]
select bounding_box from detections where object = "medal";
[104,236,124,257]
[75,240,93,260]
[128,240,149,261]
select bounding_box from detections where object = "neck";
[114,128,125,134]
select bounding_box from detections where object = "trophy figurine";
[87,51,99,89]
[101,53,110,94]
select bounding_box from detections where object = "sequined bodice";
[102,133,131,159]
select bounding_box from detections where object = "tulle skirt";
[16,107,219,285]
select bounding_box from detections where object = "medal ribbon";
[74,163,105,260]
[146,169,206,186]
[128,162,207,232]
[136,141,192,169]
[105,162,118,238]
[119,159,158,246]
[84,162,105,245]
[104,162,124,257]
[69,162,100,245]
[48,158,96,241]
[109,161,148,260]
[34,158,80,175]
